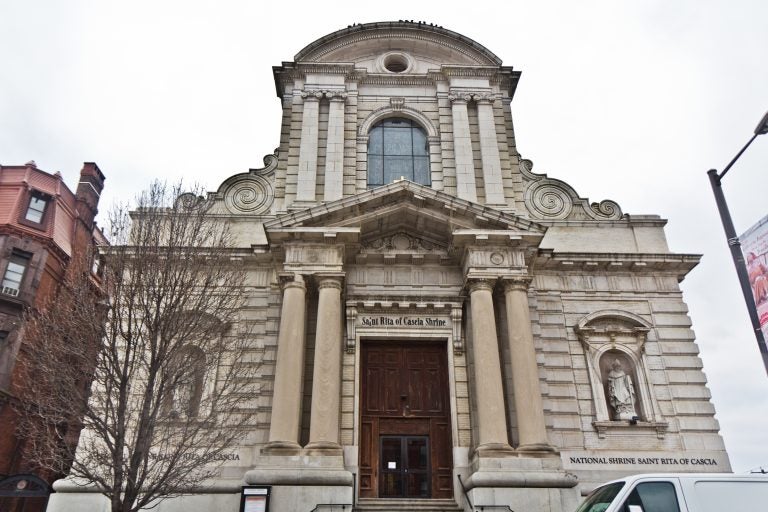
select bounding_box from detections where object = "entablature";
[534,250,701,280]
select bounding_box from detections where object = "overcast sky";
[2,1,767,473]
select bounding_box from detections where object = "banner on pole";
[740,214,768,341]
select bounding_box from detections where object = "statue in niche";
[607,359,638,420]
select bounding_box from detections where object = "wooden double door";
[359,342,453,499]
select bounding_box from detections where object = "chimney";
[76,162,106,225]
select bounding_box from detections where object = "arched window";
[367,118,430,188]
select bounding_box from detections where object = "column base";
[474,442,516,458]
[304,441,343,456]
[517,443,560,457]
[260,440,302,455]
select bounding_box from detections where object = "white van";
[575,473,768,512]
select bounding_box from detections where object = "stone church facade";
[51,21,729,512]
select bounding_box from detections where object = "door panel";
[379,436,430,499]
[360,342,453,499]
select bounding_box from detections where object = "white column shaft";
[306,278,343,454]
[323,99,346,202]
[469,281,513,455]
[504,280,553,451]
[296,95,320,202]
[476,100,506,205]
[265,277,307,453]
[450,99,478,202]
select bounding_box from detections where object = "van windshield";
[575,482,625,512]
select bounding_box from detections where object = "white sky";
[2,0,767,473]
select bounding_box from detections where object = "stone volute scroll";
[213,152,278,216]
[520,158,623,221]
[574,310,667,438]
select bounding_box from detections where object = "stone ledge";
[463,469,578,489]
[244,468,353,486]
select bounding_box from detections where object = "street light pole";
[708,111,768,377]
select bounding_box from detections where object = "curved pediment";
[294,21,502,71]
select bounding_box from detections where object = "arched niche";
[574,310,667,438]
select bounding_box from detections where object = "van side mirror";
[627,505,643,512]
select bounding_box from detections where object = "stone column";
[323,92,347,202]
[305,276,344,455]
[449,93,478,203]
[475,94,506,206]
[503,277,555,453]
[263,274,307,454]
[467,279,514,456]
[296,90,322,203]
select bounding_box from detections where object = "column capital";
[501,276,532,293]
[326,90,348,102]
[301,89,324,101]
[466,278,496,294]
[279,273,307,292]
[448,91,495,104]
[473,92,496,104]
[448,93,472,105]
[317,274,344,291]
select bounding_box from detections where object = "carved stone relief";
[361,231,448,256]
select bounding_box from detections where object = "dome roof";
[294,21,503,67]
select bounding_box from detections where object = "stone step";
[353,498,463,512]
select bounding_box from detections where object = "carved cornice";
[296,62,356,75]
[358,75,436,87]
[441,65,499,78]
[534,250,701,277]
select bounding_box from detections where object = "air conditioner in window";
[2,286,19,297]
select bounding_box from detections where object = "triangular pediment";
[264,181,546,248]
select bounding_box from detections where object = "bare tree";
[15,182,257,512]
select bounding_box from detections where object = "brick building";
[0,161,105,510]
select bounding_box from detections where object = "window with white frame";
[24,193,49,224]
[2,251,31,297]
